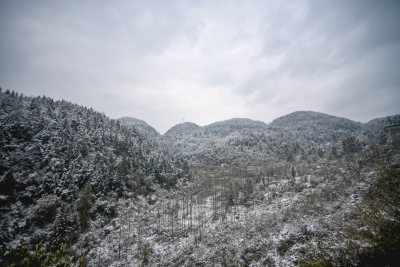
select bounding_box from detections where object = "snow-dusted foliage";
[0,89,189,265]
[161,111,386,166]
[82,156,399,266]
[118,117,160,140]
[1,88,399,266]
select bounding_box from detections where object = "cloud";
[0,0,399,132]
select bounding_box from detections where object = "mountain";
[1,89,399,266]
[203,118,267,136]
[161,112,366,166]
[162,118,270,165]
[270,111,362,132]
[269,111,363,143]
[364,114,400,132]
[163,118,266,139]
[164,122,201,137]
[118,117,159,139]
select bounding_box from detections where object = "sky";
[1,0,400,133]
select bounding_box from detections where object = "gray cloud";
[1,0,399,132]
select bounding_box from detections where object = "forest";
[0,89,399,266]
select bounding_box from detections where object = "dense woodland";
[1,89,399,266]
[0,89,189,265]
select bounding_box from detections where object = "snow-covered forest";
[1,89,399,266]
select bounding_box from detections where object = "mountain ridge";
[162,111,394,136]
[117,111,399,137]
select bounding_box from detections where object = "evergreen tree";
[342,136,361,154]
[77,184,92,231]
[50,205,79,250]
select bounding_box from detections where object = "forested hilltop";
[159,111,397,166]
[1,88,400,266]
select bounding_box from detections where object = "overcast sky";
[1,0,399,133]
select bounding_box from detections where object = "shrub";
[0,241,85,267]
[297,258,326,267]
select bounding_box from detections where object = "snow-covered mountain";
[1,89,399,266]
[164,122,201,137]
[203,118,267,136]
[364,114,400,133]
[270,111,362,132]
[118,117,159,139]
[161,118,270,165]
[161,112,371,166]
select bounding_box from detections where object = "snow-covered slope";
[161,118,272,165]
[0,90,189,264]
[203,118,267,136]
[270,111,362,131]
[364,114,400,133]
[2,89,399,267]
[161,112,367,165]
[164,122,201,137]
[118,117,159,139]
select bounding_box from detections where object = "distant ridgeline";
[0,89,189,259]
[159,111,399,166]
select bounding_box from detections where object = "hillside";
[203,118,267,136]
[0,90,189,265]
[162,112,369,166]
[118,117,159,139]
[270,111,362,139]
[1,89,399,266]
[161,118,271,165]
[364,114,400,133]
[164,122,201,137]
